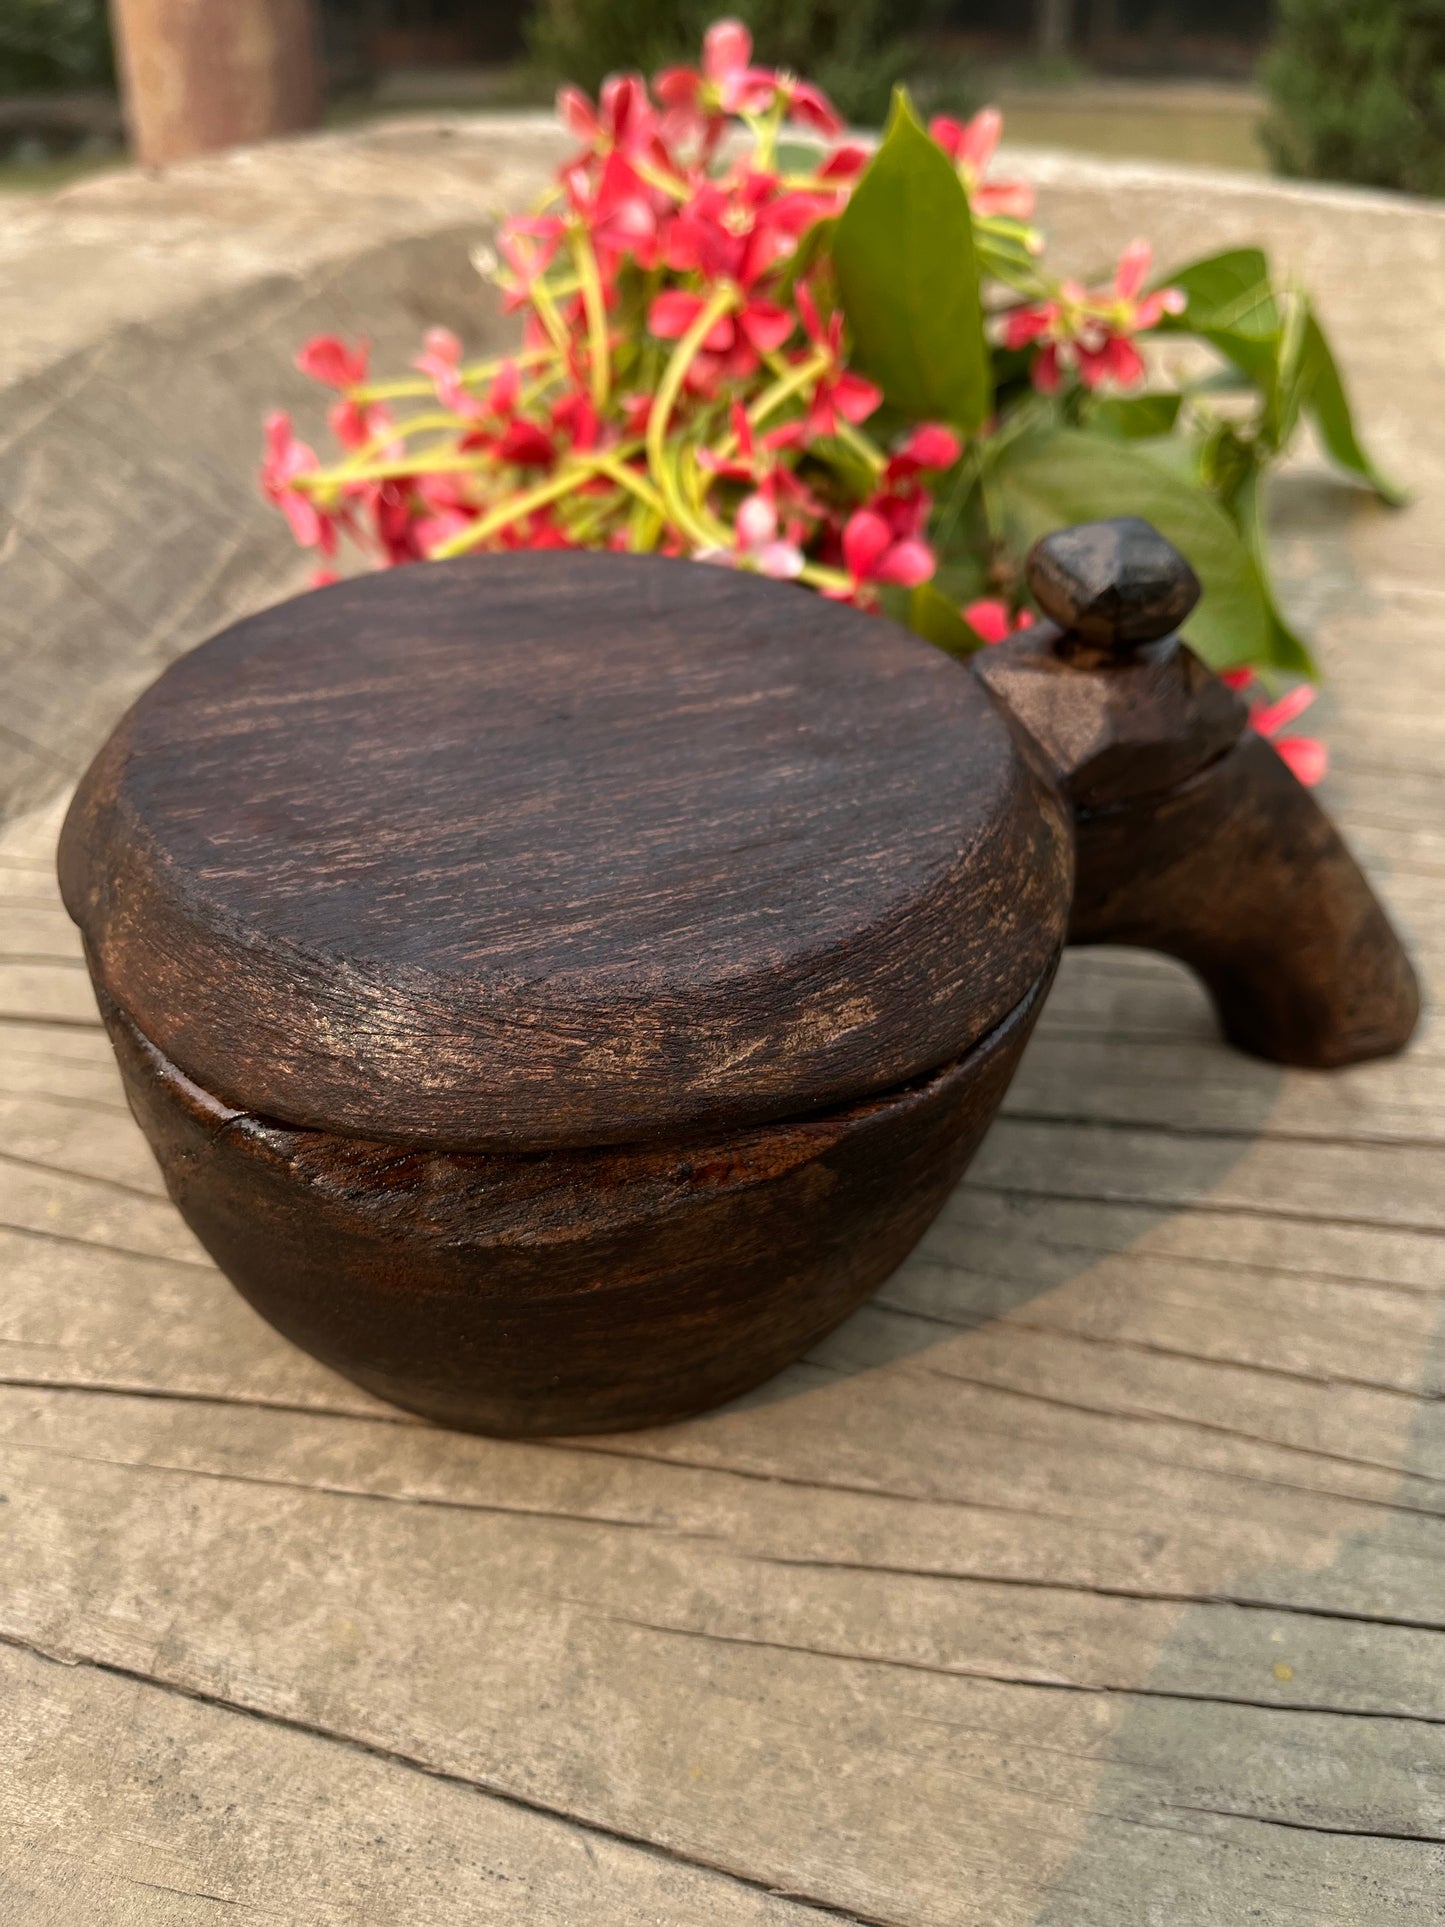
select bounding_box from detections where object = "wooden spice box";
[58,528,1418,1435]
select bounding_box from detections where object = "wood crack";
[0,1089,130,1116]
[0,1376,414,1425]
[0,1220,214,1269]
[1167,1803,1445,1846]
[0,1431,722,1542]
[126,1877,241,1908]
[740,1556,1445,1635]
[0,1629,890,1927]
[922,1231,1445,1302]
[996,1107,1445,1155]
[0,1010,104,1031]
[603,1618,1445,1727]
[911,1365,1445,1519]
[551,1438,1085,1525]
[0,1147,168,1203]
[964,1178,1445,1242]
[871,1295,1444,1413]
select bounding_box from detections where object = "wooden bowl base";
[100,967,1053,1436]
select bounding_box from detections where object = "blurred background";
[0,0,1439,196]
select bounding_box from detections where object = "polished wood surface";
[99,972,1050,1436]
[976,524,1420,1069]
[59,553,1070,1151]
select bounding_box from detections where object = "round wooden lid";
[60,554,1069,1150]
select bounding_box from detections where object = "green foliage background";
[1263,0,1445,196]
[0,0,113,93]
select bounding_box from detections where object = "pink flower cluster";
[1222,669,1327,785]
[260,17,1321,785]
[261,20,1052,620]
[1002,240,1185,392]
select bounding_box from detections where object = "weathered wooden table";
[1,126,1442,1924]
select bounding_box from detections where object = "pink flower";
[705,18,774,112]
[794,282,881,437]
[930,109,1035,218]
[328,396,394,453]
[260,412,333,553]
[962,598,1036,645]
[414,328,482,417]
[1245,679,1327,786]
[557,74,658,161]
[826,507,934,603]
[700,491,805,578]
[295,337,392,454]
[495,225,563,314]
[656,20,842,142]
[657,20,775,120]
[561,149,663,269]
[648,287,794,383]
[1002,241,1185,393]
[662,171,827,290]
[885,423,962,483]
[295,334,369,390]
[700,401,817,495]
[780,78,844,140]
[818,144,870,180]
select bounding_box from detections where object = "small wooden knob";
[1026,517,1201,653]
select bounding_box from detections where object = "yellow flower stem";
[529,274,573,357]
[746,349,831,431]
[680,447,735,550]
[646,284,738,545]
[351,347,554,405]
[632,156,691,201]
[742,96,787,174]
[428,465,600,560]
[306,451,500,487]
[798,561,852,593]
[570,223,612,412]
[588,451,666,519]
[835,419,886,475]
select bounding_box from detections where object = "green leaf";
[1232,464,1319,677]
[1160,251,1403,505]
[832,88,990,431]
[1157,246,1283,403]
[907,581,986,657]
[1085,392,1182,440]
[773,215,836,304]
[989,426,1299,673]
[1160,248,1277,333]
[1158,248,1277,359]
[1300,306,1407,506]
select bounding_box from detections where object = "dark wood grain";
[975,519,1421,1068]
[1067,731,1422,1066]
[59,553,1071,1151]
[99,971,1051,1435]
[1026,516,1201,652]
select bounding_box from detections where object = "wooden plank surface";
[3,150,1445,1927]
[2,714,1441,1925]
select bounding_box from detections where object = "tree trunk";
[109,0,322,167]
[1034,0,1074,61]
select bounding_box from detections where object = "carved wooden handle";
[975,518,1420,1068]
